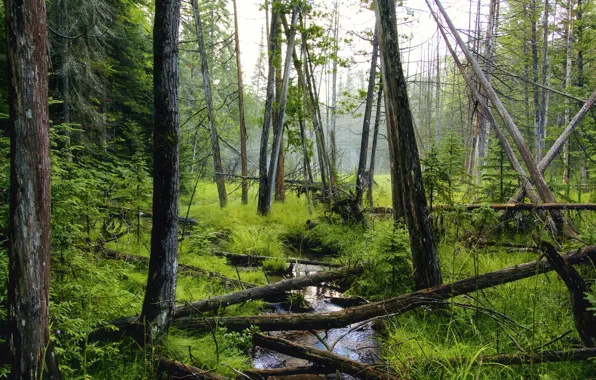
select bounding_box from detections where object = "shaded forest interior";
[1,0,596,379]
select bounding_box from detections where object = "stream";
[251,262,380,378]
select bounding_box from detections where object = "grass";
[11,176,594,379]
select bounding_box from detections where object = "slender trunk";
[433,0,577,237]
[257,11,280,215]
[368,82,384,207]
[7,0,59,377]
[531,0,541,158]
[140,0,181,344]
[375,0,442,289]
[435,32,441,142]
[330,0,340,171]
[192,0,227,207]
[262,7,299,214]
[563,0,574,186]
[355,31,378,205]
[537,0,550,160]
[232,0,248,204]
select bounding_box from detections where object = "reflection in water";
[252,263,380,378]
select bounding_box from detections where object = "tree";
[374,0,443,289]
[192,0,227,208]
[139,0,181,344]
[232,0,249,205]
[6,0,59,377]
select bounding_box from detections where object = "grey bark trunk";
[192,0,227,207]
[375,0,442,289]
[232,0,248,204]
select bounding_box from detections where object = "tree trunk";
[158,358,230,380]
[563,0,574,186]
[433,0,576,237]
[140,0,181,344]
[531,0,541,159]
[257,11,280,215]
[355,30,378,205]
[175,245,596,332]
[232,0,248,204]
[192,0,227,208]
[537,0,550,160]
[375,0,442,289]
[261,7,299,214]
[7,0,58,377]
[253,334,401,380]
[368,82,384,207]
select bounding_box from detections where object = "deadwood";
[244,365,336,379]
[253,333,402,379]
[173,266,362,318]
[211,250,342,267]
[158,358,230,380]
[174,245,596,332]
[431,0,577,237]
[442,348,596,366]
[368,203,596,214]
[537,240,596,346]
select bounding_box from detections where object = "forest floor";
[3,176,595,379]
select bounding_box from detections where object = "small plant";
[262,257,289,274]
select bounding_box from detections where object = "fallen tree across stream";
[211,250,342,267]
[173,245,596,332]
[253,333,402,379]
[89,262,361,340]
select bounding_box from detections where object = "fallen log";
[368,203,596,214]
[157,357,230,380]
[442,347,596,366]
[174,245,596,332]
[537,240,596,346]
[173,266,363,318]
[211,250,342,268]
[99,248,257,290]
[253,333,402,379]
[244,365,336,378]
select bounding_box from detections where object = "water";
[252,263,380,378]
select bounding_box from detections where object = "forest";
[1,0,596,378]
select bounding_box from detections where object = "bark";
[232,0,248,205]
[158,358,230,380]
[433,0,576,237]
[355,30,378,205]
[211,250,342,268]
[537,241,596,346]
[257,11,280,215]
[175,245,596,332]
[192,0,227,208]
[173,266,362,318]
[253,334,401,380]
[244,365,336,378]
[438,348,596,367]
[375,0,442,289]
[368,82,384,207]
[531,0,541,158]
[7,0,59,377]
[563,0,574,186]
[330,1,340,171]
[140,0,181,344]
[263,7,299,214]
[537,0,550,160]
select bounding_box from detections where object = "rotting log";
[173,266,363,318]
[440,347,596,366]
[537,240,596,346]
[211,250,342,268]
[99,248,256,289]
[174,245,596,332]
[158,357,230,380]
[244,365,336,378]
[253,333,402,379]
[368,203,596,215]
